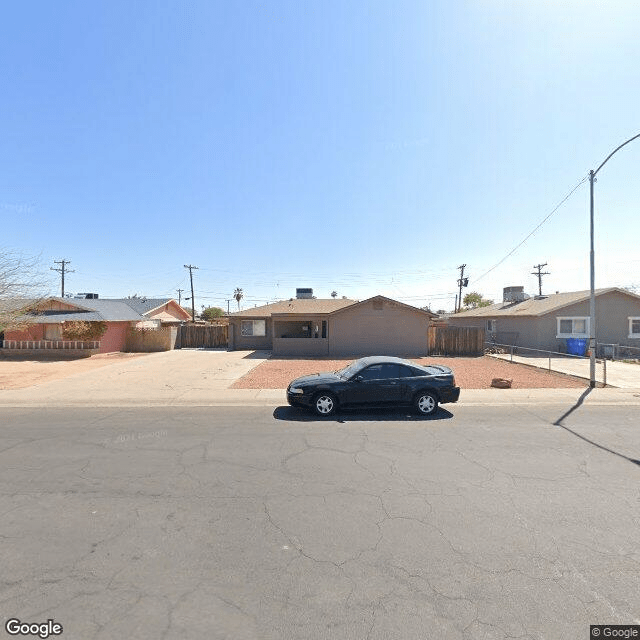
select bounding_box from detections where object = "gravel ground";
[231,355,587,389]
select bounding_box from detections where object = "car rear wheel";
[313,392,337,417]
[415,391,438,416]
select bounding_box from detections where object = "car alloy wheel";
[415,392,438,416]
[314,393,337,416]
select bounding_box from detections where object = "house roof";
[0,298,40,314]
[5,297,146,323]
[231,298,358,318]
[67,299,146,321]
[115,297,189,318]
[452,288,640,318]
[329,295,437,318]
[24,309,106,323]
[230,295,437,319]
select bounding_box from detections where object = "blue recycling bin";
[566,338,587,356]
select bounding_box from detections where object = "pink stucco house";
[2,296,190,354]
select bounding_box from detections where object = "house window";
[486,320,496,332]
[556,317,589,338]
[241,320,266,337]
[629,317,640,338]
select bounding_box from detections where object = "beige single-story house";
[228,294,437,357]
[446,286,640,356]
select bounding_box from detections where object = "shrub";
[62,321,108,341]
[202,306,224,321]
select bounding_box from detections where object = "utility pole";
[50,259,74,297]
[176,288,184,305]
[226,299,231,315]
[588,131,640,388]
[531,263,550,296]
[456,264,468,312]
[183,265,199,322]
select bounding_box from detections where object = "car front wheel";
[313,392,337,417]
[415,391,438,416]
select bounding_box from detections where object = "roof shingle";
[230,298,358,317]
[452,288,639,318]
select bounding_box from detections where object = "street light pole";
[589,170,596,387]
[588,132,640,388]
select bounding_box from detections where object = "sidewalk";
[488,353,640,388]
[1,348,639,408]
[1,385,639,409]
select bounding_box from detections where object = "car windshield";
[335,360,365,379]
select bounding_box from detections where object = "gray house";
[447,286,640,355]
[229,294,436,357]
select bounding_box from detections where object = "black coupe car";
[286,356,460,416]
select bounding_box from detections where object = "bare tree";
[233,288,244,311]
[0,249,49,331]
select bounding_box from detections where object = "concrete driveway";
[0,349,271,407]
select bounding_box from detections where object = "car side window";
[357,365,384,381]
[357,364,401,381]
[398,365,415,378]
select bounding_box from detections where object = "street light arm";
[594,132,640,177]
[588,130,640,388]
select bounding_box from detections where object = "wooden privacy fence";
[428,326,484,356]
[178,324,228,349]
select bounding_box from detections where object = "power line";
[474,174,589,285]
[50,259,74,297]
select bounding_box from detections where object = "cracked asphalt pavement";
[0,403,639,639]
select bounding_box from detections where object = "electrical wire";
[473,174,590,285]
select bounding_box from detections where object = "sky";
[1,0,639,313]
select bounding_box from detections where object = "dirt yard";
[0,352,150,390]
[231,356,587,390]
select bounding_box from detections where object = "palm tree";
[331,291,338,298]
[233,288,243,311]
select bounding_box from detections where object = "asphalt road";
[0,403,639,640]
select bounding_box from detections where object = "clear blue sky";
[2,0,639,312]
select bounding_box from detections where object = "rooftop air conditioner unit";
[503,286,526,303]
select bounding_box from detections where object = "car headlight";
[288,387,304,395]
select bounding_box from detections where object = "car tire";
[414,391,438,416]
[313,392,338,417]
